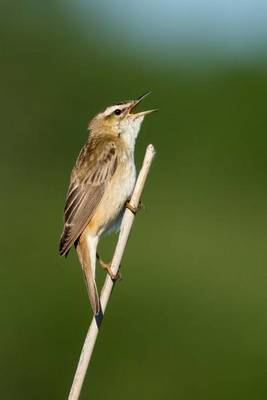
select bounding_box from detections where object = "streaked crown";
[89,92,156,139]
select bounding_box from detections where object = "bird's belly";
[89,160,136,236]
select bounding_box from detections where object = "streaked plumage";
[59,138,118,256]
[59,92,155,315]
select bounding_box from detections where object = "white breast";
[99,155,136,236]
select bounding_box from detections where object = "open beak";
[129,91,157,117]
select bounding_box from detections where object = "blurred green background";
[1,1,267,399]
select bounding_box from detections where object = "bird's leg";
[125,199,145,215]
[96,253,122,281]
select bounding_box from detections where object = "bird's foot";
[96,253,122,281]
[125,200,145,215]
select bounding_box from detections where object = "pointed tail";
[76,235,100,315]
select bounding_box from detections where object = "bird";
[59,92,156,315]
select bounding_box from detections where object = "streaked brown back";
[59,136,118,256]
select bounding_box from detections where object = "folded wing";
[59,139,118,256]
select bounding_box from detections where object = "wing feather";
[59,139,118,256]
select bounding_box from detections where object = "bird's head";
[89,92,156,140]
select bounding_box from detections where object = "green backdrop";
[1,2,267,399]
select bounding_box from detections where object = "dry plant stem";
[68,144,156,400]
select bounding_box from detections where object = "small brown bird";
[59,92,155,315]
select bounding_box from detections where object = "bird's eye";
[114,109,122,116]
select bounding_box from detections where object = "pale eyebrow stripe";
[103,103,130,116]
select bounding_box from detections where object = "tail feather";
[76,235,100,315]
